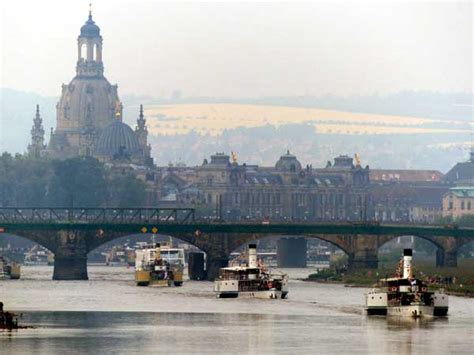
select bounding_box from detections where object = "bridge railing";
[0,207,195,224]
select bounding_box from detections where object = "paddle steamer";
[135,243,184,287]
[366,249,448,318]
[214,244,288,299]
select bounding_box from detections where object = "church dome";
[80,15,100,37]
[275,151,302,172]
[95,120,141,159]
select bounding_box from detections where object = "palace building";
[154,152,371,221]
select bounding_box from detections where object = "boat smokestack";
[403,248,412,279]
[155,243,161,259]
[248,244,257,268]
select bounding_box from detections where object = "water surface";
[1,266,473,354]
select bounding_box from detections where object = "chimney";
[248,244,257,268]
[403,248,412,279]
[155,243,161,259]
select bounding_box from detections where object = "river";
[1,266,473,354]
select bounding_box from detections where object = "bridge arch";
[226,233,352,256]
[0,231,59,254]
[377,234,444,253]
[457,240,474,258]
[87,232,207,255]
[229,235,349,254]
[225,233,352,271]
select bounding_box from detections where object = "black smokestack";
[403,248,412,256]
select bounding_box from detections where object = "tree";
[47,157,108,207]
[107,173,147,207]
[0,153,50,207]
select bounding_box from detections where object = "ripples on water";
[1,266,473,354]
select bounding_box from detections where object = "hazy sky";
[1,0,472,98]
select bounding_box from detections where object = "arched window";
[80,43,87,60]
[94,44,99,61]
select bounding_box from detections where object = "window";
[94,44,99,61]
[461,201,465,210]
[80,43,87,60]
[448,202,453,210]
[468,201,472,210]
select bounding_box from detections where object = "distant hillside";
[0,88,57,154]
[1,88,471,172]
[143,103,470,136]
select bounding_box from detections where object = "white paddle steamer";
[214,244,288,299]
[366,249,448,318]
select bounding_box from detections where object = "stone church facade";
[28,9,152,166]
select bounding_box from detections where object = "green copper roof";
[448,186,474,198]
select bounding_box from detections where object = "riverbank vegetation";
[307,257,474,296]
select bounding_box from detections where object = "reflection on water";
[1,266,473,354]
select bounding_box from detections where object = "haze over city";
[1,1,474,353]
[1,0,472,97]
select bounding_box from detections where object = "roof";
[370,169,443,183]
[443,161,474,184]
[275,150,302,172]
[411,187,447,206]
[244,174,283,185]
[446,186,474,198]
[95,120,141,158]
[332,155,354,168]
[80,13,100,38]
[311,175,344,187]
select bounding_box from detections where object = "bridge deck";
[1,222,473,238]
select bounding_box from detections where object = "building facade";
[442,187,474,219]
[154,152,371,221]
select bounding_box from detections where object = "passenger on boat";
[0,302,4,325]
[4,312,15,328]
[0,302,18,329]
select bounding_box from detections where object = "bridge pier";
[52,231,89,280]
[443,250,458,268]
[206,255,229,281]
[53,253,88,280]
[436,248,444,267]
[432,236,463,268]
[348,248,378,270]
[277,237,307,268]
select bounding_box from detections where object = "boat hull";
[1,264,21,280]
[387,305,434,318]
[216,290,288,299]
[135,270,182,287]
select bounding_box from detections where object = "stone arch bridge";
[1,208,473,280]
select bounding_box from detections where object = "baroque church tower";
[135,104,152,164]
[27,105,46,158]
[48,7,123,158]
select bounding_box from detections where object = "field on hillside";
[143,103,470,136]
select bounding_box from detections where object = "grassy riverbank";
[306,259,474,297]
